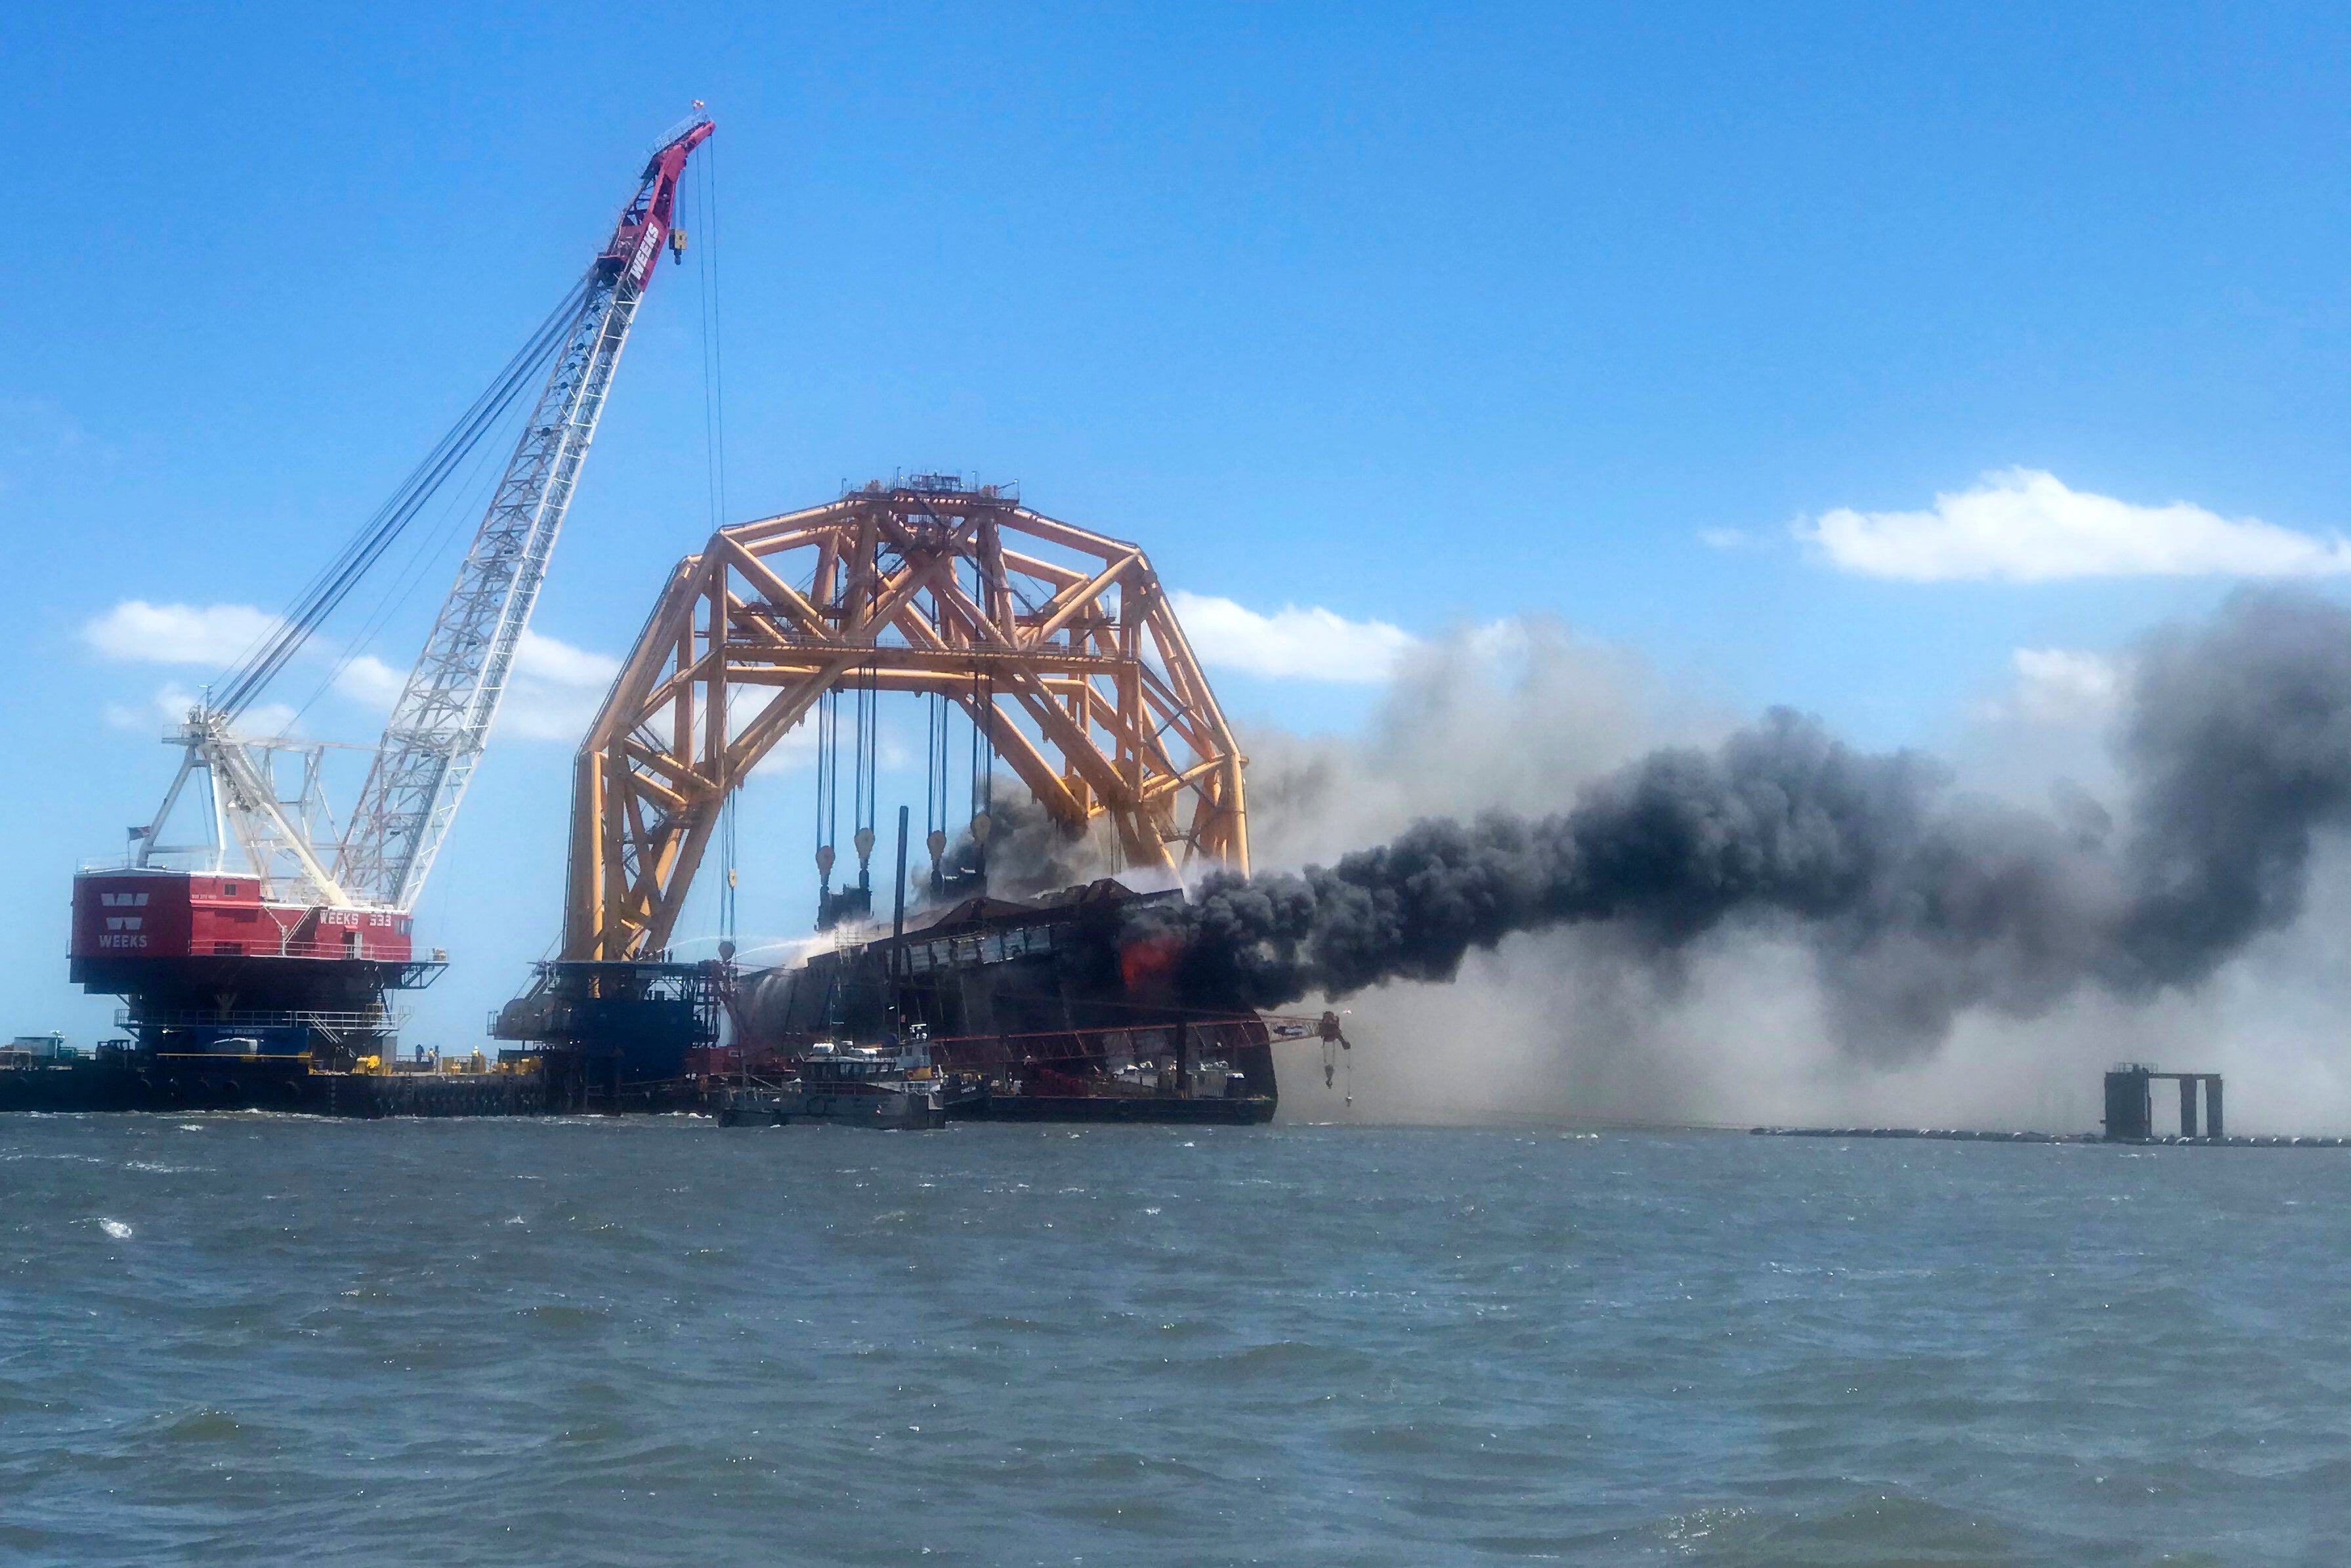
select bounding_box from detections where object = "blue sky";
[4,3,2347,1045]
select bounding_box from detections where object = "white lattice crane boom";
[133,115,713,914]
[335,117,713,910]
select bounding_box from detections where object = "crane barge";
[19,128,1321,1125]
[28,116,714,1114]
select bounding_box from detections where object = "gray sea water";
[2,1114,2345,1566]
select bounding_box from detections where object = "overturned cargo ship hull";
[730,880,1278,1124]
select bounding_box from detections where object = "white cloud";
[1698,526,1761,551]
[334,653,407,710]
[104,683,297,738]
[751,717,820,777]
[1167,591,1418,684]
[1800,469,2351,582]
[86,601,620,743]
[513,629,622,687]
[2006,648,2124,725]
[83,601,282,666]
[237,702,301,740]
[105,682,199,732]
[496,630,622,742]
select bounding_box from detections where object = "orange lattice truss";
[564,480,1248,960]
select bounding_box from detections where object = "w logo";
[105,917,144,932]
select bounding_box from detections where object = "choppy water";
[3,1114,2346,1566]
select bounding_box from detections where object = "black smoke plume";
[1130,589,2351,1059]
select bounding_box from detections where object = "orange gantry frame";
[562,480,1248,961]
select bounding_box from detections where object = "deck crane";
[72,114,713,1068]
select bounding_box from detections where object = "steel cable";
[211,277,593,719]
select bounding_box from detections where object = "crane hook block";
[669,227,687,264]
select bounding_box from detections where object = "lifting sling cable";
[694,135,735,946]
[815,687,839,908]
[696,137,728,531]
[855,661,878,888]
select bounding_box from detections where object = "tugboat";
[716,1028,962,1131]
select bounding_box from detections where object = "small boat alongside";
[716,1034,962,1130]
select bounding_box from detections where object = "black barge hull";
[1,1063,1277,1124]
[950,1092,1275,1125]
[0,1060,544,1118]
